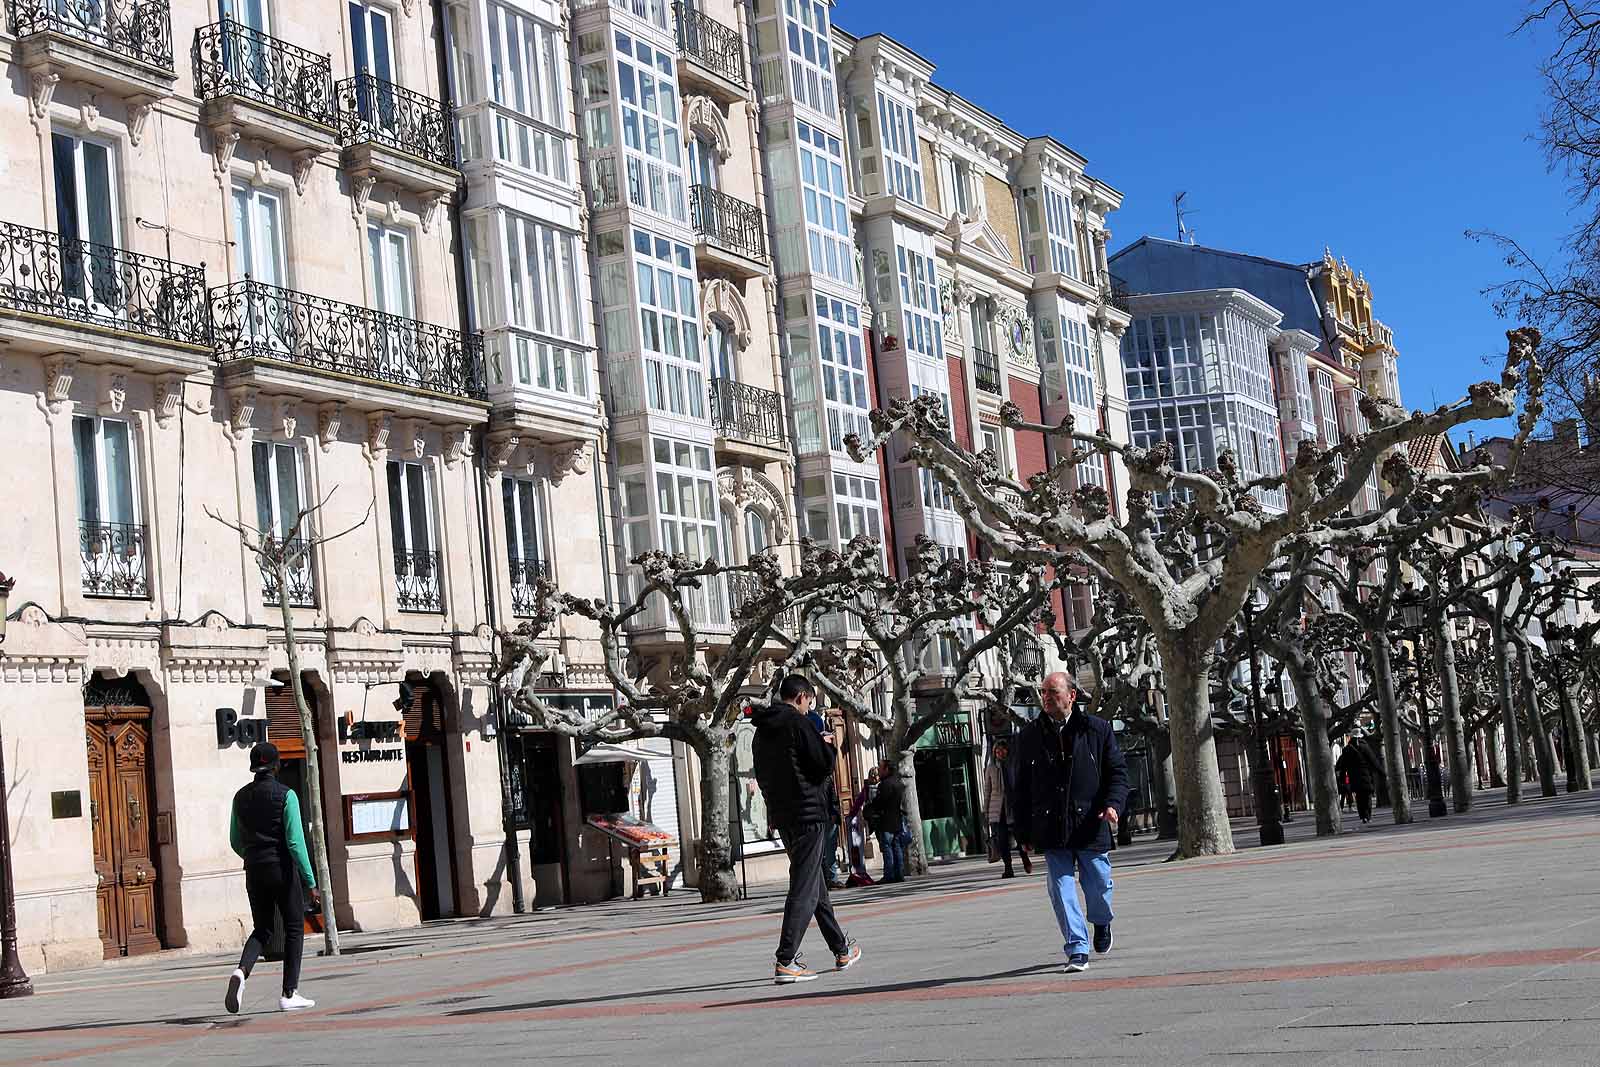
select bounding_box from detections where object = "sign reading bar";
[216,708,268,748]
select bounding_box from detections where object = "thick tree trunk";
[1154,733,1179,840]
[694,737,740,904]
[1282,643,1341,836]
[1517,642,1559,799]
[1563,678,1594,791]
[1434,629,1472,813]
[1490,617,1521,803]
[1369,638,1413,825]
[1486,723,1505,787]
[887,744,928,876]
[1158,638,1234,857]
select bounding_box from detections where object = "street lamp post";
[1400,591,1448,818]
[0,572,34,998]
[1241,594,1285,847]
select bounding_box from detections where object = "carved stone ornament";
[292,150,318,197]
[317,402,343,451]
[486,431,521,472]
[548,441,590,485]
[443,424,472,468]
[275,397,298,440]
[351,175,378,220]
[250,142,272,187]
[127,97,156,147]
[78,100,99,133]
[700,278,753,349]
[994,302,1034,360]
[938,277,974,342]
[212,129,241,175]
[40,353,76,415]
[225,386,257,437]
[420,192,446,234]
[365,410,394,458]
[684,95,733,162]
[153,375,184,427]
[352,616,378,636]
[28,72,60,122]
[99,370,128,416]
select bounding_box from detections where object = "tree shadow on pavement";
[704,962,1064,1008]
[444,976,776,1016]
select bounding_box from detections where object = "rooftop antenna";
[1174,192,1197,245]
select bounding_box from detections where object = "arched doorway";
[84,673,163,959]
[403,676,459,919]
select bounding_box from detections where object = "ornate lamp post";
[0,571,34,998]
[1240,593,1285,846]
[1400,589,1448,818]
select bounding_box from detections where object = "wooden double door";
[86,707,163,959]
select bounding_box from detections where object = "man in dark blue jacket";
[752,675,861,983]
[1012,672,1129,973]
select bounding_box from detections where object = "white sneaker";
[278,991,315,1011]
[224,968,245,1014]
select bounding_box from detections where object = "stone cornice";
[160,619,270,683]
[0,608,88,684]
[1124,287,1284,330]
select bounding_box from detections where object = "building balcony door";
[84,681,163,960]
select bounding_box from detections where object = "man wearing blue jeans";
[1012,672,1129,973]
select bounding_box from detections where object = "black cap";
[248,741,280,772]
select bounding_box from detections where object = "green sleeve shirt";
[226,791,317,888]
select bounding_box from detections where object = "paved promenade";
[4,787,1599,1065]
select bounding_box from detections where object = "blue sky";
[835,0,1566,438]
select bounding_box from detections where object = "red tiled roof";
[1407,433,1443,471]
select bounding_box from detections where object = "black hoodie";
[751,701,836,831]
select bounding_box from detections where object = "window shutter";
[404,683,442,741]
[265,686,307,758]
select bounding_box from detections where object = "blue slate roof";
[1109,237,1327,342]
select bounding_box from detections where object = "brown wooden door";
[86,713,162,958]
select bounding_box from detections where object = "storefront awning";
[574,743,652,766]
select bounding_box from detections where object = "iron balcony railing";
[0,221,210,346]
[972,346,1002,395]
[689,185,768,265]
[210,279,487,399]
[709,377,785,448]
[80,520,149,599]
[260,538,316,609]
[6,0,174,71]
[674,2,745,88]
[193,18,335,128]
[508,556,550,618]
[395,549,443,613]
[728,571,797,633]
[336,71,456,169]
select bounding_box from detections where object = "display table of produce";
[586,814,675,898]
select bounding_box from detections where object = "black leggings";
[238,862,305,997]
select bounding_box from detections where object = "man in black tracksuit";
[752,675,861,983]
[224,741,321,1013]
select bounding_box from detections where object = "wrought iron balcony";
[674,2,745,89]
[508,556,550,618]
[395,550,443,613]
[260,538,317,609]
[0,221,210,346]
[6,0,174,72]
[689,185,768,265]
[79,520,149,599]
[728,570,797,633]
[973,346,1002,396]
[336,72,456,170]
[193,18,335,128]
[210,279,487,400]
[710,377,785,449]
[1099,270,1132,313]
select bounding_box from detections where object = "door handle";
[128,797,143,827]
[135,868,147,884]
[90,797,100,824]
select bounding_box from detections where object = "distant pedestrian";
[1336,735,1377,824]
[1013,672,1129,974]
[224,742,319,1013]
[982,739,1032,878]
[752,676,861,983]
[845,772,875,887]
[866,760,907,883]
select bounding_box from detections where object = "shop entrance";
[404,682,458,920]
[84,675,163,960]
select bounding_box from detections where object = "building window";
[745,508,770,557]
[616,30,685,223]
[387,459,443,612]
[367,221,415,318]
[487,3,568,180]
[1043,184,1079,279]
[895,243,943,361]
[797,120,853,286]
[503,475,546,617]
[710,319,736,381]
[502,215,587,396]
[52,130,120,308]
[1060,314,1095,410]
[348,1,395,83]
[816,295,868,453]
[651,438,727,625]
[875,91,923,205]
[74,415,148,599]
[781,0,835,116]
[951,156,974,217]
[688,133,719,191]
[232,182,286,288]
[636,228,703,418]
[832,473,881,545]
[253,440,317,607]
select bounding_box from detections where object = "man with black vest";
[224,742,320,1013]
[751,675,861,983]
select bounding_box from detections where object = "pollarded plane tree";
[851,329,1543,858]
[779,535,1061,877]
[498,540,877,903]
[1518,562,1593,791]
